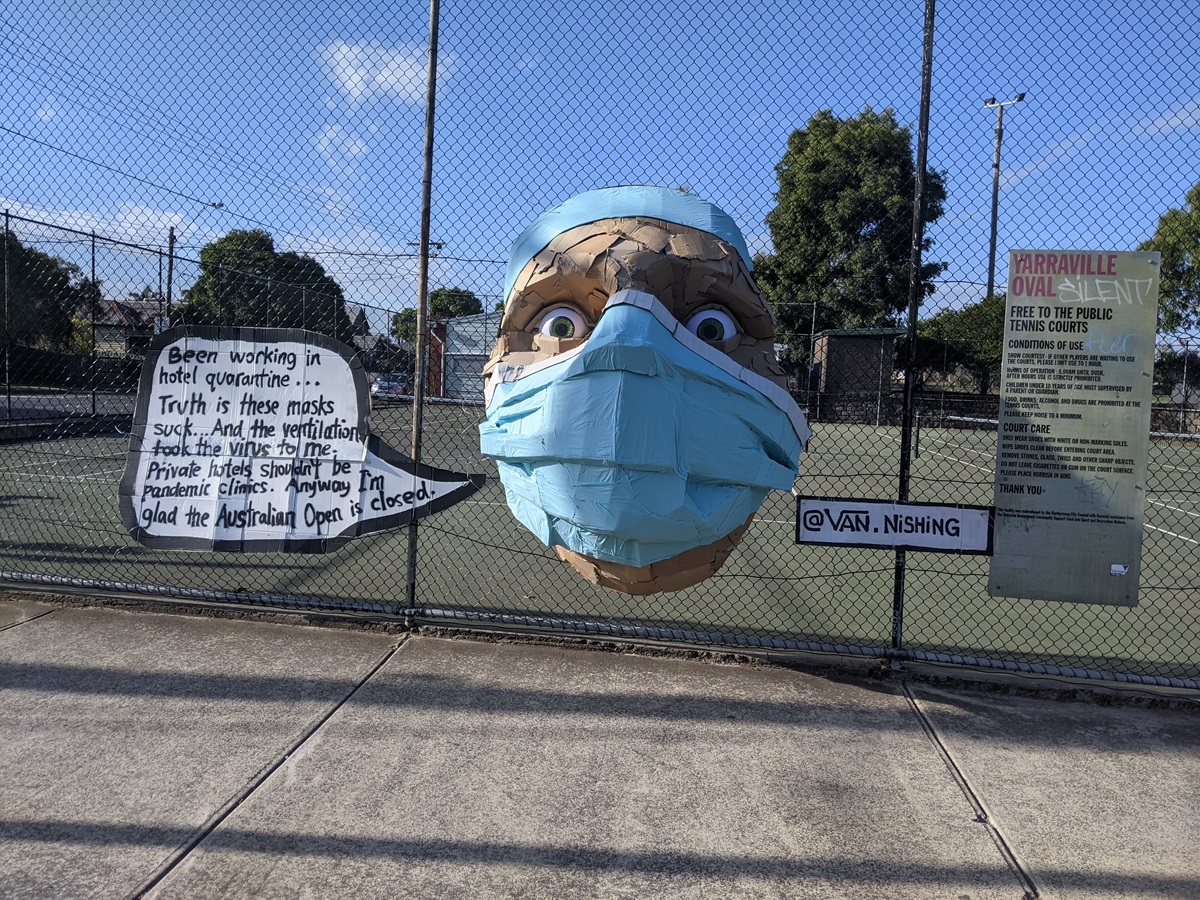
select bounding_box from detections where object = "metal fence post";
[165,226,175,319]
[90,231,97,417]
[3,210,9,421]
[892,0,938,653]
[405,0,442,612]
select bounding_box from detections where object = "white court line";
[1147,498,1200,519]
[1144,523,1200,545]
[923,440,995,459]
[926,448,996,473]
[1157,463,1200,474]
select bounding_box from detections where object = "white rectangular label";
[796,498,993,554]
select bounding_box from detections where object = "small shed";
[427,310,501,401]
[811,327,906,394]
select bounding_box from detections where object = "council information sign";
[988,250,1159,605]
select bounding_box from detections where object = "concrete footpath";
[1,597,1196,899]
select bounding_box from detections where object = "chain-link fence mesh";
[2,0,1197,685]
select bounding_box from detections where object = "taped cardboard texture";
[485,211,796,594]
[555,515,755,595]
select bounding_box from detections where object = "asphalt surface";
[1,596,1196,899]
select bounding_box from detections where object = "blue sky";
[3,0,1198,335]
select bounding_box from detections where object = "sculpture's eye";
[536,306,589,340]
[685,308,738,344]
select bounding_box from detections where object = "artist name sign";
[797,497,992,553]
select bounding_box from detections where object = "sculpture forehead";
[501,217,776,338]
[502,185,754,301]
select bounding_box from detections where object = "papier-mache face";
[480,186,810,594]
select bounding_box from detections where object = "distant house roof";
[352,333,387,353]
[94,298,162,329]
[344,304,370,336]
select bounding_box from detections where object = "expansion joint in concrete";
[900,681,1041,900]
[0,609,56,632]
[126,636,408,899]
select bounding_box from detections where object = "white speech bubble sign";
[120,326,483,551]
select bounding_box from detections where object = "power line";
[1,125,414,257]
[1,19,417,242]
[0,125,223,209]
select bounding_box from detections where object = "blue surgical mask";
[480,291,810,569]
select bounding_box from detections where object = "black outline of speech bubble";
[120,326,484,553]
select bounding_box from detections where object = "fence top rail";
[5,210,165,256]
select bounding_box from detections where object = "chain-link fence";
[3,0,1197,687]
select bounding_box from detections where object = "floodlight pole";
[984,93,1025,300]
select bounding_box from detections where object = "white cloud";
[112,203,189,241]
[1001,127,1101,189]
[1132,99,1200,136]
[317,39,456,106]
[295,184,358,220]
[0,196,447,327]
[993,100,1197,192]
[36,102,58,122]
[315,124,370,175]
[0,197,102,234]
[0,198,227,300]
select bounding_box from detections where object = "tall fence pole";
[405,0,441,611]
[4,211,10,421]
[90,231,97,417]
[892,0,937,652]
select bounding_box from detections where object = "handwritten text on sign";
[120,327,483,552]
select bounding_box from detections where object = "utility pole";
[165,226,176,315]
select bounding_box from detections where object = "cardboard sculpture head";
[481,187,809,594]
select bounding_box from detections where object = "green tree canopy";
[1153,345,1200,398]
[914,292,1006,394]
[756,107,947,369]
[0,232,86,350]
[173,230,352,341]
[429,286,483,318]
[391,286,483,344]
[1139,180,1200,333]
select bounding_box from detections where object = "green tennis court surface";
[1,410,1197,680]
